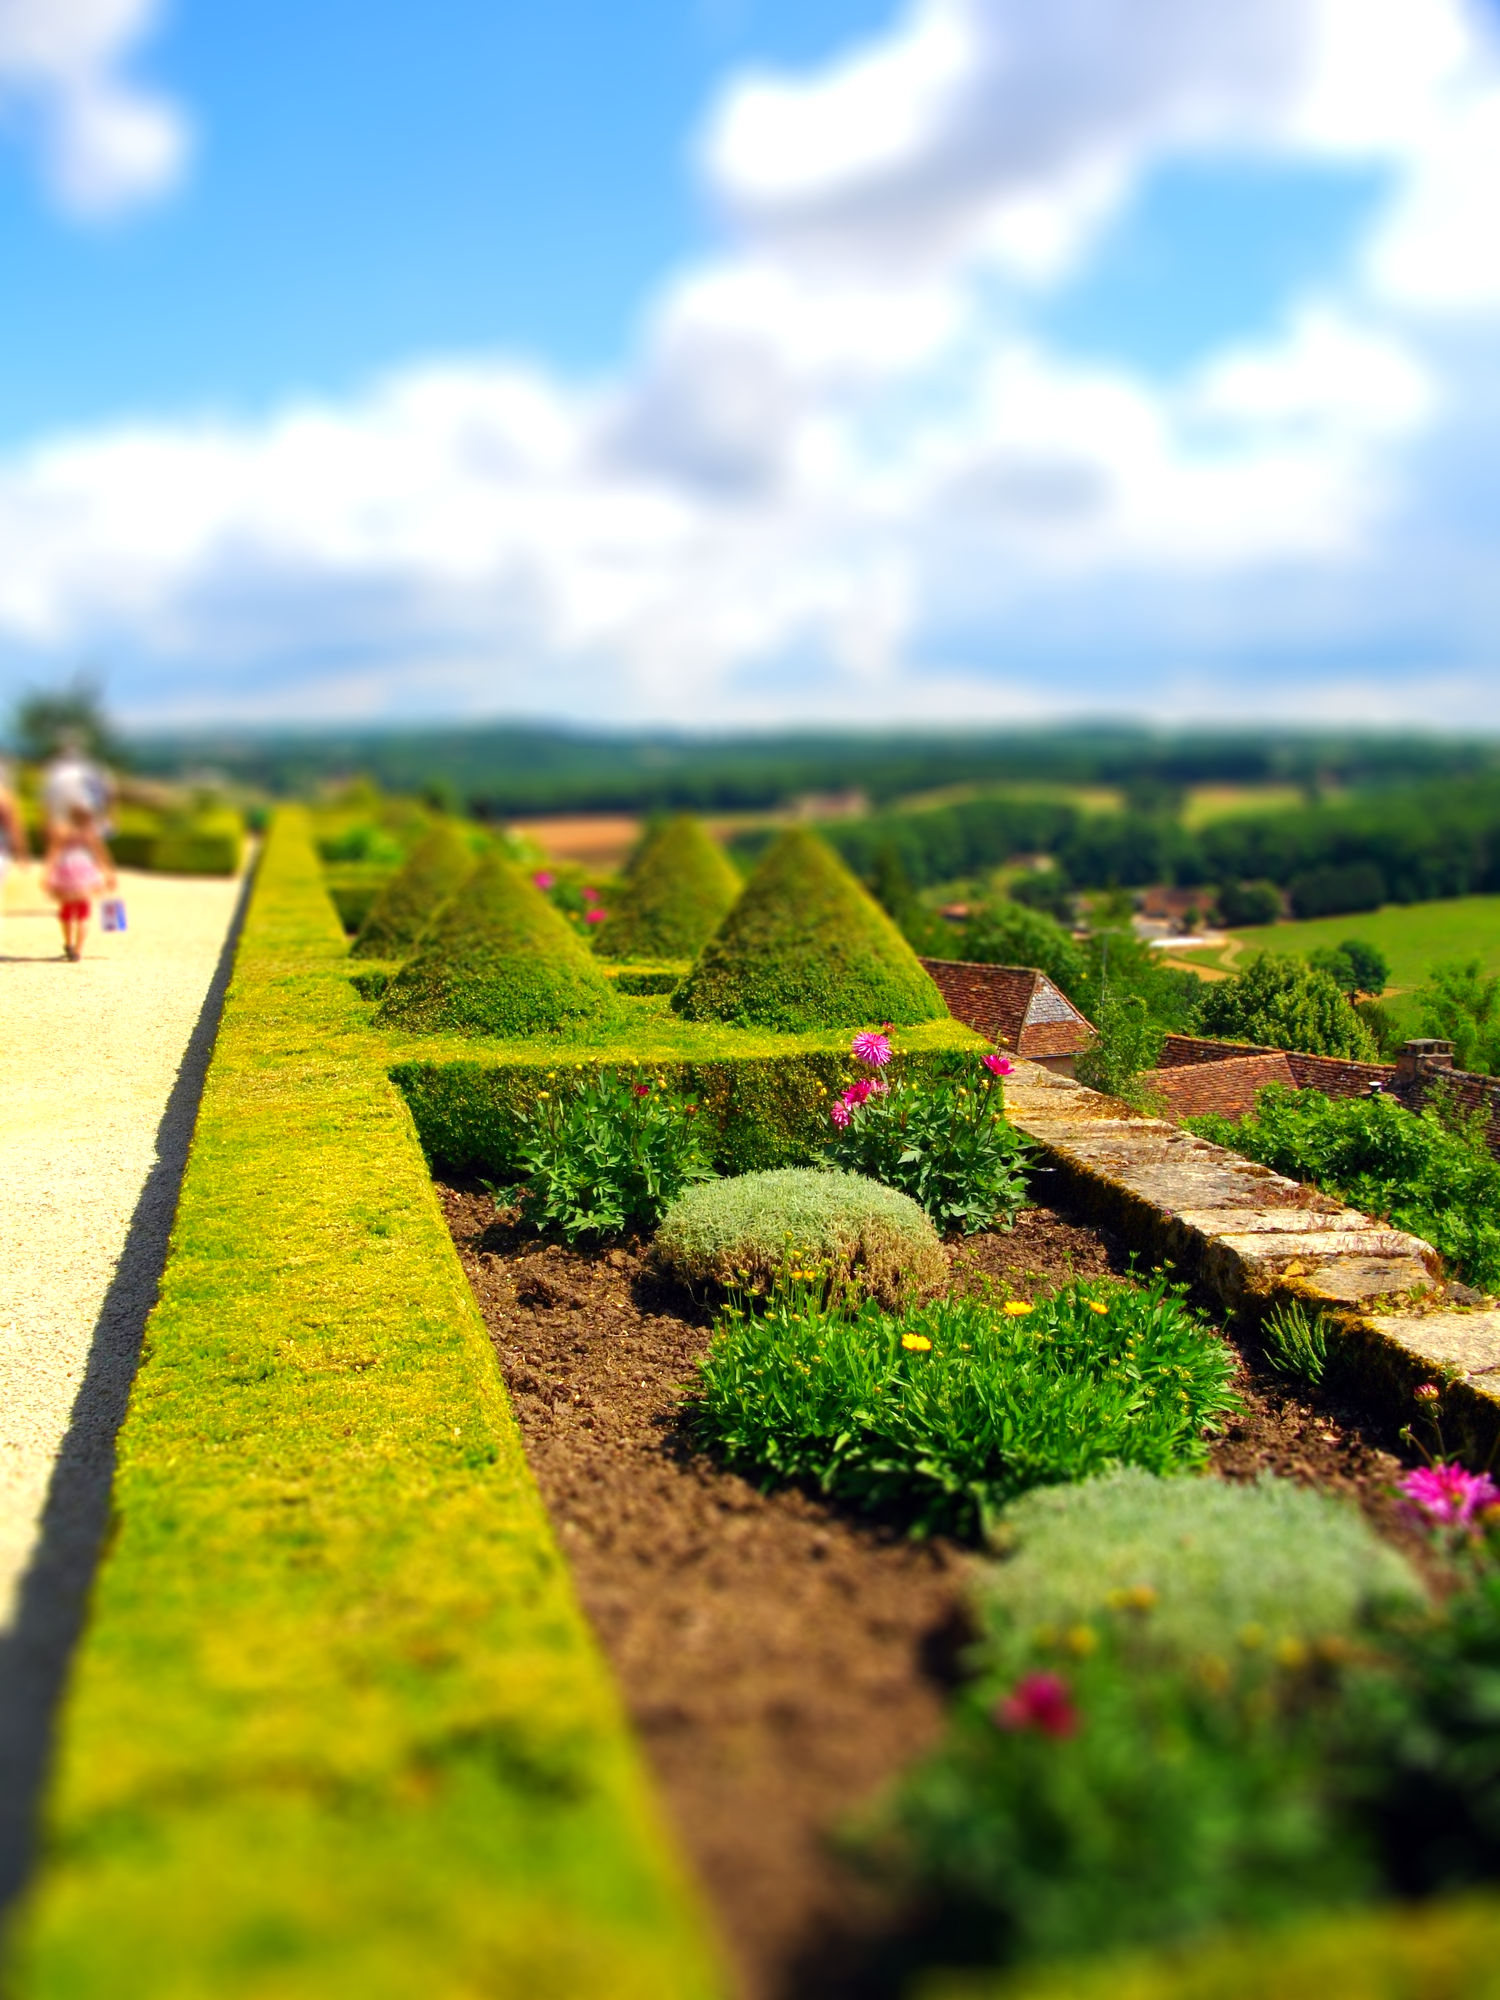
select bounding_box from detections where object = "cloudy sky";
[2,0,1500,729]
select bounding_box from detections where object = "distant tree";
[1075,926,1204,1035]
[1217,880,1281,928]
[1310,939,1389,998]
[1413,959,1500,1076]
[962,900,1086,995]
[11,675,122,766]
[1197,954,1377,1060]
[1008,869,1074,923]
[1288,863,1384,920]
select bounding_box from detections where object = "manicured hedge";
[102,806,245,876]
[7,810,722,2000]
[392,1038,978,1180]
[923,1895,1500,2000]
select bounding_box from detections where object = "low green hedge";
[6,809,722,2000]
[103,808,244,876]
[324,863,398,934]
[391,1035,978,1180]
[922,1896,1500,2000]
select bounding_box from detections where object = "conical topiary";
[671,827,948,1031]
[351,823,476,960]
[595,816,741,961]
[376,851,619,1037]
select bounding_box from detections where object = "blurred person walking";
[43,804,115,962]
[42,732,113,836]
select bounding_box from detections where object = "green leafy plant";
[1310,939,1390,999]
[693,1273,1239,1538]
[824,1051,1033,1234]
[1217,879,1282,928]
[961,900,1086,993]
[653,1166,946,1307]
[1073,991,1166,1108]
[1188,1084,1500,1292]
[867,1470,1423,1973]
[510,1069,716,1243]
[1195,953,1378,1060]
[1413,957,1500,1075]
[1261,1299,1330,1387]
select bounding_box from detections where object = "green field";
[1175,898,1500,1029]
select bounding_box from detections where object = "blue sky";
[3,0,1500,729]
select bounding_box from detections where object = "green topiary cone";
[376,851,619,1037]
[671,827,948,1031]
[350,823,476,960]
[595,816,741,961]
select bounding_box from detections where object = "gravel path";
[0,859,248,1891]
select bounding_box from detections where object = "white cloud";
[4,0,1500,724]
[0,0,190,216]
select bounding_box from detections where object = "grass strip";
[6,808,723,2000]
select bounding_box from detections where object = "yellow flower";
[1087,1300,1109,1316]
[1004,1300,1034,1316]
[1106,1583,1158,1613]
[1065,1624,1098,1657]
[1238,1624,1266,1651]
[1197,1654,1232,1692]
[536,1091,551,1100]
[1275,1636,1309,1671]
[901,1333,933,1352]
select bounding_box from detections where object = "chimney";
[1395,1038,1456,1085]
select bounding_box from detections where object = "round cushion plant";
[655,1167,946,1308]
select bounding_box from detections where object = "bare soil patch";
[439,1183,1429,1997]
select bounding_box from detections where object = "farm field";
[1179,782,1311,828]
[1172,895,1500,999]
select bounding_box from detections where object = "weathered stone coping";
[1005,1061,1500,1464]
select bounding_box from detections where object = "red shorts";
[59,900,90,923]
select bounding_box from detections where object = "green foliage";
[351,821,476,959]
[149,809,245,876]
[1074,992,1166,1106]
[510,1070,716,1243]
[1074,928,1204,1034]
[10,672,122,764]
[877,1472,1421,1974]
[324,864,397,935]
[1008,871,1075,923]
[1188,1084,1500,1291]
[6,810,722,2000]
[824,1059,1034,1233]
[389,1034,979,1182]
[1413,958,1500,1075]
[1196,953,1378,1059]
[1262,1300,1330,1386]
[1290,863,1386,920]
[931,1897,1500,2000]
[961,901,1086,994]
[655,1166,946,1306]
[595,816,740,960]
[672,827,948,1030]
[866,841,957,956]
[1217,880,1282,927]
[377,850,620,1036]
[1310,938,1390,998]
[317,821,406,865]
[976,1469,1422,1678]
[693,1274,1239,1538]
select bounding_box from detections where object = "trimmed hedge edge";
[4,807,724,2000]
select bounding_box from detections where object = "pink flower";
[1399,1464,1500,1526]
[982,1053,1015,1078]
[852,1029,892,1068]
[533,871,556,891]
[584,907,608,924]
[581,885,600,903]
[843,1077,876,1108]
[633,1084,651,1098]
[995,1672,1078,1739]
[829,1100,851,1129]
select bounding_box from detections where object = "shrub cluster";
[693,1274,1239,1538]
[673,828,947,1031]
[1195,953,1377,1060]
[1188,1083,1500,1291]
[594,815,740,961]
[654,1167,946,1307]
[352,822,477,959]
[377,851,620,1037]
[509,1069,715,1243]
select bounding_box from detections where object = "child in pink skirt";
[43,804,116,961]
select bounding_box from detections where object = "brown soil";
[439,1184,1429,1998]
